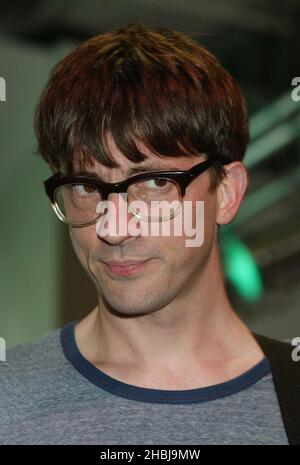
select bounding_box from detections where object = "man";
[1,23,298,445]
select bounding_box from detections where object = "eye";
[143,178,170,189]
[72,184,98,197]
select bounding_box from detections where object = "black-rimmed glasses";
[44,158,230,226]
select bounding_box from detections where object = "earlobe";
[215,162,248,226]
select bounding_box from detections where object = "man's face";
[68,135,219,316]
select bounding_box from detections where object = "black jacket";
[253,333,300,445]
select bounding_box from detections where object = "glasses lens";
[127,177,182,221]
[55,183,102,224]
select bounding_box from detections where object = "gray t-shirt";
[0,320,288,445]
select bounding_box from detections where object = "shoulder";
[253,332,297,353]
[253,332,300,380]
[0,326,69,396]
[3,326,62,365]
[0,325,79,437]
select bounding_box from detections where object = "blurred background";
[0,0,299,348]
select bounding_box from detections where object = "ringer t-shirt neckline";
[60,319,271,404]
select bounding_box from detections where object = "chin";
[104,301,156,317]
[101,290,166,317]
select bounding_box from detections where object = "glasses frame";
[44,157,231,226]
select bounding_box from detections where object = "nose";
[96,192,138,245]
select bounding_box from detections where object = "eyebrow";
[73,163,181,178]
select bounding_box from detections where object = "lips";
[101,259,151,276]
[102,260,148,267]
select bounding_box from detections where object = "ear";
[215,162,249,225]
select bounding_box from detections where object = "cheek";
[69,226,95,268]
[183,176,217,235]
[164,195,217,270]
[203,196,217,239]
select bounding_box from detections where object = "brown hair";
[34,22,249,192]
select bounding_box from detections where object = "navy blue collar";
[61,319,271,404]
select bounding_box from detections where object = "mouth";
[101,259,152,277]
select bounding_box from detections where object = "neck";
[74,244,264,384]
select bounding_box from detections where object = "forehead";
[77,157,199,177]
[71,134,204,177]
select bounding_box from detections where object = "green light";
[221,233,263,302]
